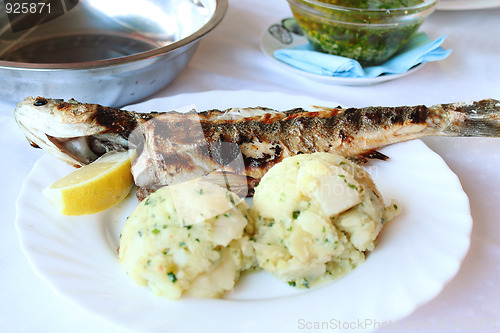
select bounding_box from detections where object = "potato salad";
[119,153,398,298]
[250,152,399,288]
[119,178,255,300]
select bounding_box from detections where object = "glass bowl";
[286,0,438,66]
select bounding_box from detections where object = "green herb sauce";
[291,0,431,65]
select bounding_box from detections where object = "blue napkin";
[274,32,452,78]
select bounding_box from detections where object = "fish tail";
[433,99,500,137]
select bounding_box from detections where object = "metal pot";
[0,0,227,107]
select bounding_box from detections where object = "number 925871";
[5,2,51,14]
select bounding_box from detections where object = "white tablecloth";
[1,1,499,332]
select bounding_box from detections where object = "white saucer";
[260,19,425,86]
[260,20,425,86]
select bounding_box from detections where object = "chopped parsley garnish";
[347,183,359,191]
[167,272,177,283]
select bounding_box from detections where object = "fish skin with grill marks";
[14,96,500,197]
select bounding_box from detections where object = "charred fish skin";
[14,96,500,197]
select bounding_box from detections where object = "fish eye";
[33,97,48,106]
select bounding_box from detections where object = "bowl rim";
[287,0,437,27]
[0,0,228,71]
[287,0,437,14]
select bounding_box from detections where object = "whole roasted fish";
[14,96,500,197]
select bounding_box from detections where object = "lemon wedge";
[43,150,136,216]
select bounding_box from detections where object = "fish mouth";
[44,133,131,166]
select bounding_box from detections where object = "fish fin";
[28,140,40,149]
[440,99,500,137]
[350,150,389,164]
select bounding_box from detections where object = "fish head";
[14,96,131,167]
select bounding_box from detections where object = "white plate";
[16,91,472,333]
[260,21,425,86]
[437,0,500,10]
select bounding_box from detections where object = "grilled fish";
[14,96,500,197]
